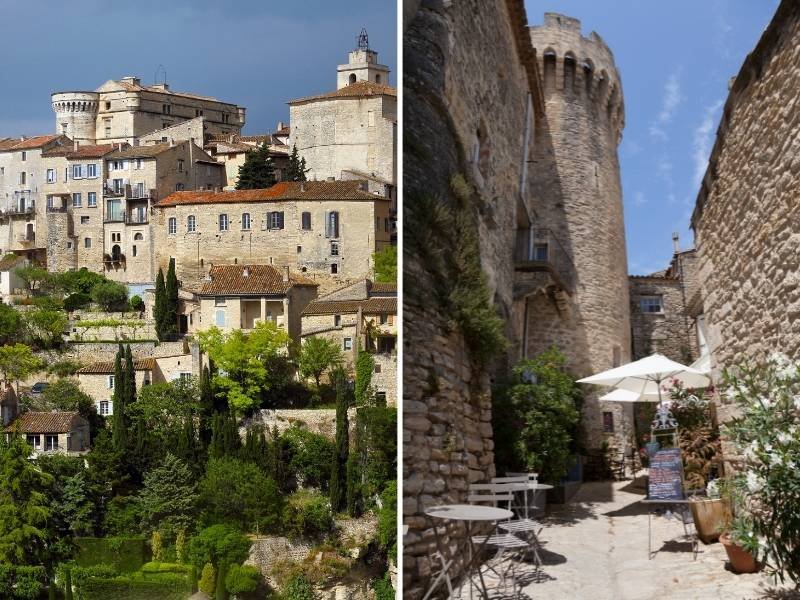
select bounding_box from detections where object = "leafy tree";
[90,280,128,311]
[42,378,103,437]
[356,406,396,502]
[0,432,54,563]
[284,490,334,539]
[199,563,216,595]
[216,562,228,600]
[354,350,374,406]
[377,481,397,562]
[329,369,349,511]
[14,265,50,296]
[111,346,128,452]
[235,143,276,189]
[283,426,335,490]
[129,294,144,312]
[23,308,68,349]
[164,258,179,341]
[136,452,197,535]
[199,365,216,447]
[373,245,397,283]
[199,457,283,532]
[225,564,261,596]
[266,425,288,489]
[46,359,82,378]
[154,268,167,341]
[52,268,106,296]
[198,322,291,412]
[0,343,42,390]
[128,379,199,451]
[298,337,343,389]
[0,303,22,344]
[37,454,89,561]
[286,145,308,182]
[61,471,95,536]
[85,430,129,501]
[124,345,136,410]
[188,524,251,569]
[345,453,360,518]
[63,293,91,312]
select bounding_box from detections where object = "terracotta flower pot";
[719,533,759,573]
[689,498,731,544]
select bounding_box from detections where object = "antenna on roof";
[154,64,167,86]
[356,28,369,51]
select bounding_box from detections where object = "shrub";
[90,281,128,311]
[225,564,261,595]
[372,573,394,600]
[57,564,117,600]
[199,563,215,595]
[80,576,187,600]
[23,307,68,348]
[64,292,92,312]
[74,537,147,573]
[282,576,316,600]
[47,359,83,377]
[0,565,47,600]
[283,426,335,490]
[377,481,397,562]
[140,562,188,574]
[129,295,144,312]
[188,525,251,570]
[284,491,334,540]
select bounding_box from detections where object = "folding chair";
[491,476,545,568]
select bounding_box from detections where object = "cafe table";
[422,504,514,600]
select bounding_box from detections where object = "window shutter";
[324,211,331,238]
[266,211,273,230]
[333,211,340,238]
[278,211,284,230]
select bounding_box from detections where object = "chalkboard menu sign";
[648,447,684,500]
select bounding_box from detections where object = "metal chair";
[490,477,545,569]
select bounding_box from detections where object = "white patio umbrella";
[577,353,711,405]
[598,388,660,403]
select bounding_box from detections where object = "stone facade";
[51,77,245,145]
[691,0,800,402]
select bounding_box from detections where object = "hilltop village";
[0,33,396,600]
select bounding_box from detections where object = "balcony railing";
[103,213,149,225]
[515,228,576,292]
[16,233,35,244]
[105,183,156,201]
[4,204,35,217]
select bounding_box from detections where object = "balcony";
[103,213,149,225]
[4,204,35,218]
[515,228,576,293]
[16,232,35,245]
[105,182,156,201]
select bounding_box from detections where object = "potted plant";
[689,479,731,544]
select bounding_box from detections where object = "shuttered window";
[325,211,340,238]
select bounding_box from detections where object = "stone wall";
[40,339,188,366]
[629,275,694,362]
[691,0,800,411]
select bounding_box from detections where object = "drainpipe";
[519,93,533,197]
[522,296,530,360]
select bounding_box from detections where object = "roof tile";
[302,297,396,316]
[288,81,396,104]
[198,264,317,296]
[5,411,87,434]
[77,357,157,374]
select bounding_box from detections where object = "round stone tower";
[51,92,99,144]
[527,13,632,448]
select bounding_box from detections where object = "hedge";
[0,565,47,600]
[139,562,189,574]
[75,537,147,573]
[81,576,188,600]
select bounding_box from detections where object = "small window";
[87,192,97,207]
[45,434,58,451]
[72,165,83,179]
[135,158,142,170]
[331,242,339,256]
[84,237,92,248]
[111,232,121,242]
[640,296,663,314]
[214,296,226,307]
[301,212,311,230]
[66,241,73,249]
[19,172,25,185]
[376,391,387,405]
[168,217,177,234]
[325,211,340,238]
[534,243,548,261]
[187,215,196,232]
[175,183,185,191]
[108,375,115,389]
[20,151,26,162]
[219,214,228,231]
[46,169,55,183]
[602,412,614,433]
[177,159,184,172]
[215,309,225,327]
[72,193,81,207]
[331,263,338,274]
[26,434,40,448]
[374,363,382,374]
[105,101,111,110]
[334,315,341,327]
[242,212,251,230]
[268,211,284,230]
[99,400,110,415]
[87,164,97,178]
[343,337,353,351]
[132,245,137,257]
[296,245,302,253]
[349,73,356,84]
[80,216,89,225]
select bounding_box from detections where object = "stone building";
[288,36,396,202]
[194,264,319,343]
[690,0,800,409]
[205,130,291,190]
[151,180,392,292]
[300,279,397,405]
[51,77,245,145]
[5,411,90,455]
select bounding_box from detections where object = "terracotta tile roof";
[115,79,236,105]
[275,126,290,136]
[288,81,397,104]
[5,411,87,434]
[76,357,156,374]
[107,143,175,159]
[156,180,385,207]
[0,135,68,152]
[198,264,317,296]
[42,143,117,159]
[369,282,397,294]
[302,297,396,316]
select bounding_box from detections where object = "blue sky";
[524,0,779,274]
[0,0,396,137]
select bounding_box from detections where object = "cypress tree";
[111,345,127,451]
[199,365,214,448]
[154,268,166,341]
[346,452,360,517]
[287,145,308,182]
[215,562,228,600]
[124,345,136,406]
[235,143,276,189]
[165,258,179,341]
[176,416,196,464]
[209,414,224,459]
[329,369,349,512]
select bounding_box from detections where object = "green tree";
[354,350,374,406]
[124,345,136,409]
[216,562,228,600]
[199,563,216,595]
[286,145,308,182]
[283,426,335,490]
[377,481,397,562]
[23,308,68,349]
[0,343,42,391]
[298,337,343,389]
[128,379,199,452]
[42,378,103,437]
[199,457,283,532]
[0,303,22,344]
[225,564,260,596]
[14,265,50,296]
[154,268,167,342]
[60,471,95,537]
[188,524,251,569]
[90,280,128,311]
[373,245,397,283]
[284,576,316,600]
[235,143,276,190]
[198,322,291,412]
[51,267,106,296]
[85,430,129,501]
[329,369,349,511]
[164,258,179,341]
[199,365,215,447]
[136,453,197,535]
[0,432,54,563]
[111,346,128,452]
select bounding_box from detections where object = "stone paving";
[477,479,798,600]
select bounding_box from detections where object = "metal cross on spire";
[356,28,369,51]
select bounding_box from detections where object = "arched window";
[168,217,177,235]
[187,215,196,232]
[111,244,122,260]
[582,59,594,94]
[564,52,576,90]
[133,232,144,241]
[543,49,557,91]
[132,245,137,257]
[349,73,356,84]
[375,74,381,84]
[241,212,251,231]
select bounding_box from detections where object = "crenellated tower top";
[530,13,625,143]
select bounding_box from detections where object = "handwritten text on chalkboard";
[648,448,683,500]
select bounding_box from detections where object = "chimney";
[19,135,25,141]
[326,176,335,182]
[300,182,306,192]
[74,140,79,151]
[283,265,290,283]
[277,121,285,131]
[672,232,680,253]
[242,266,250,277]
[169,138,175,147]
[118,143,123,151]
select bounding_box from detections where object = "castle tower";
[336,28,390,88]
[525,14,632,448]
[51,92,100,144]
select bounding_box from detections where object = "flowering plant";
[721,353,800,584]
